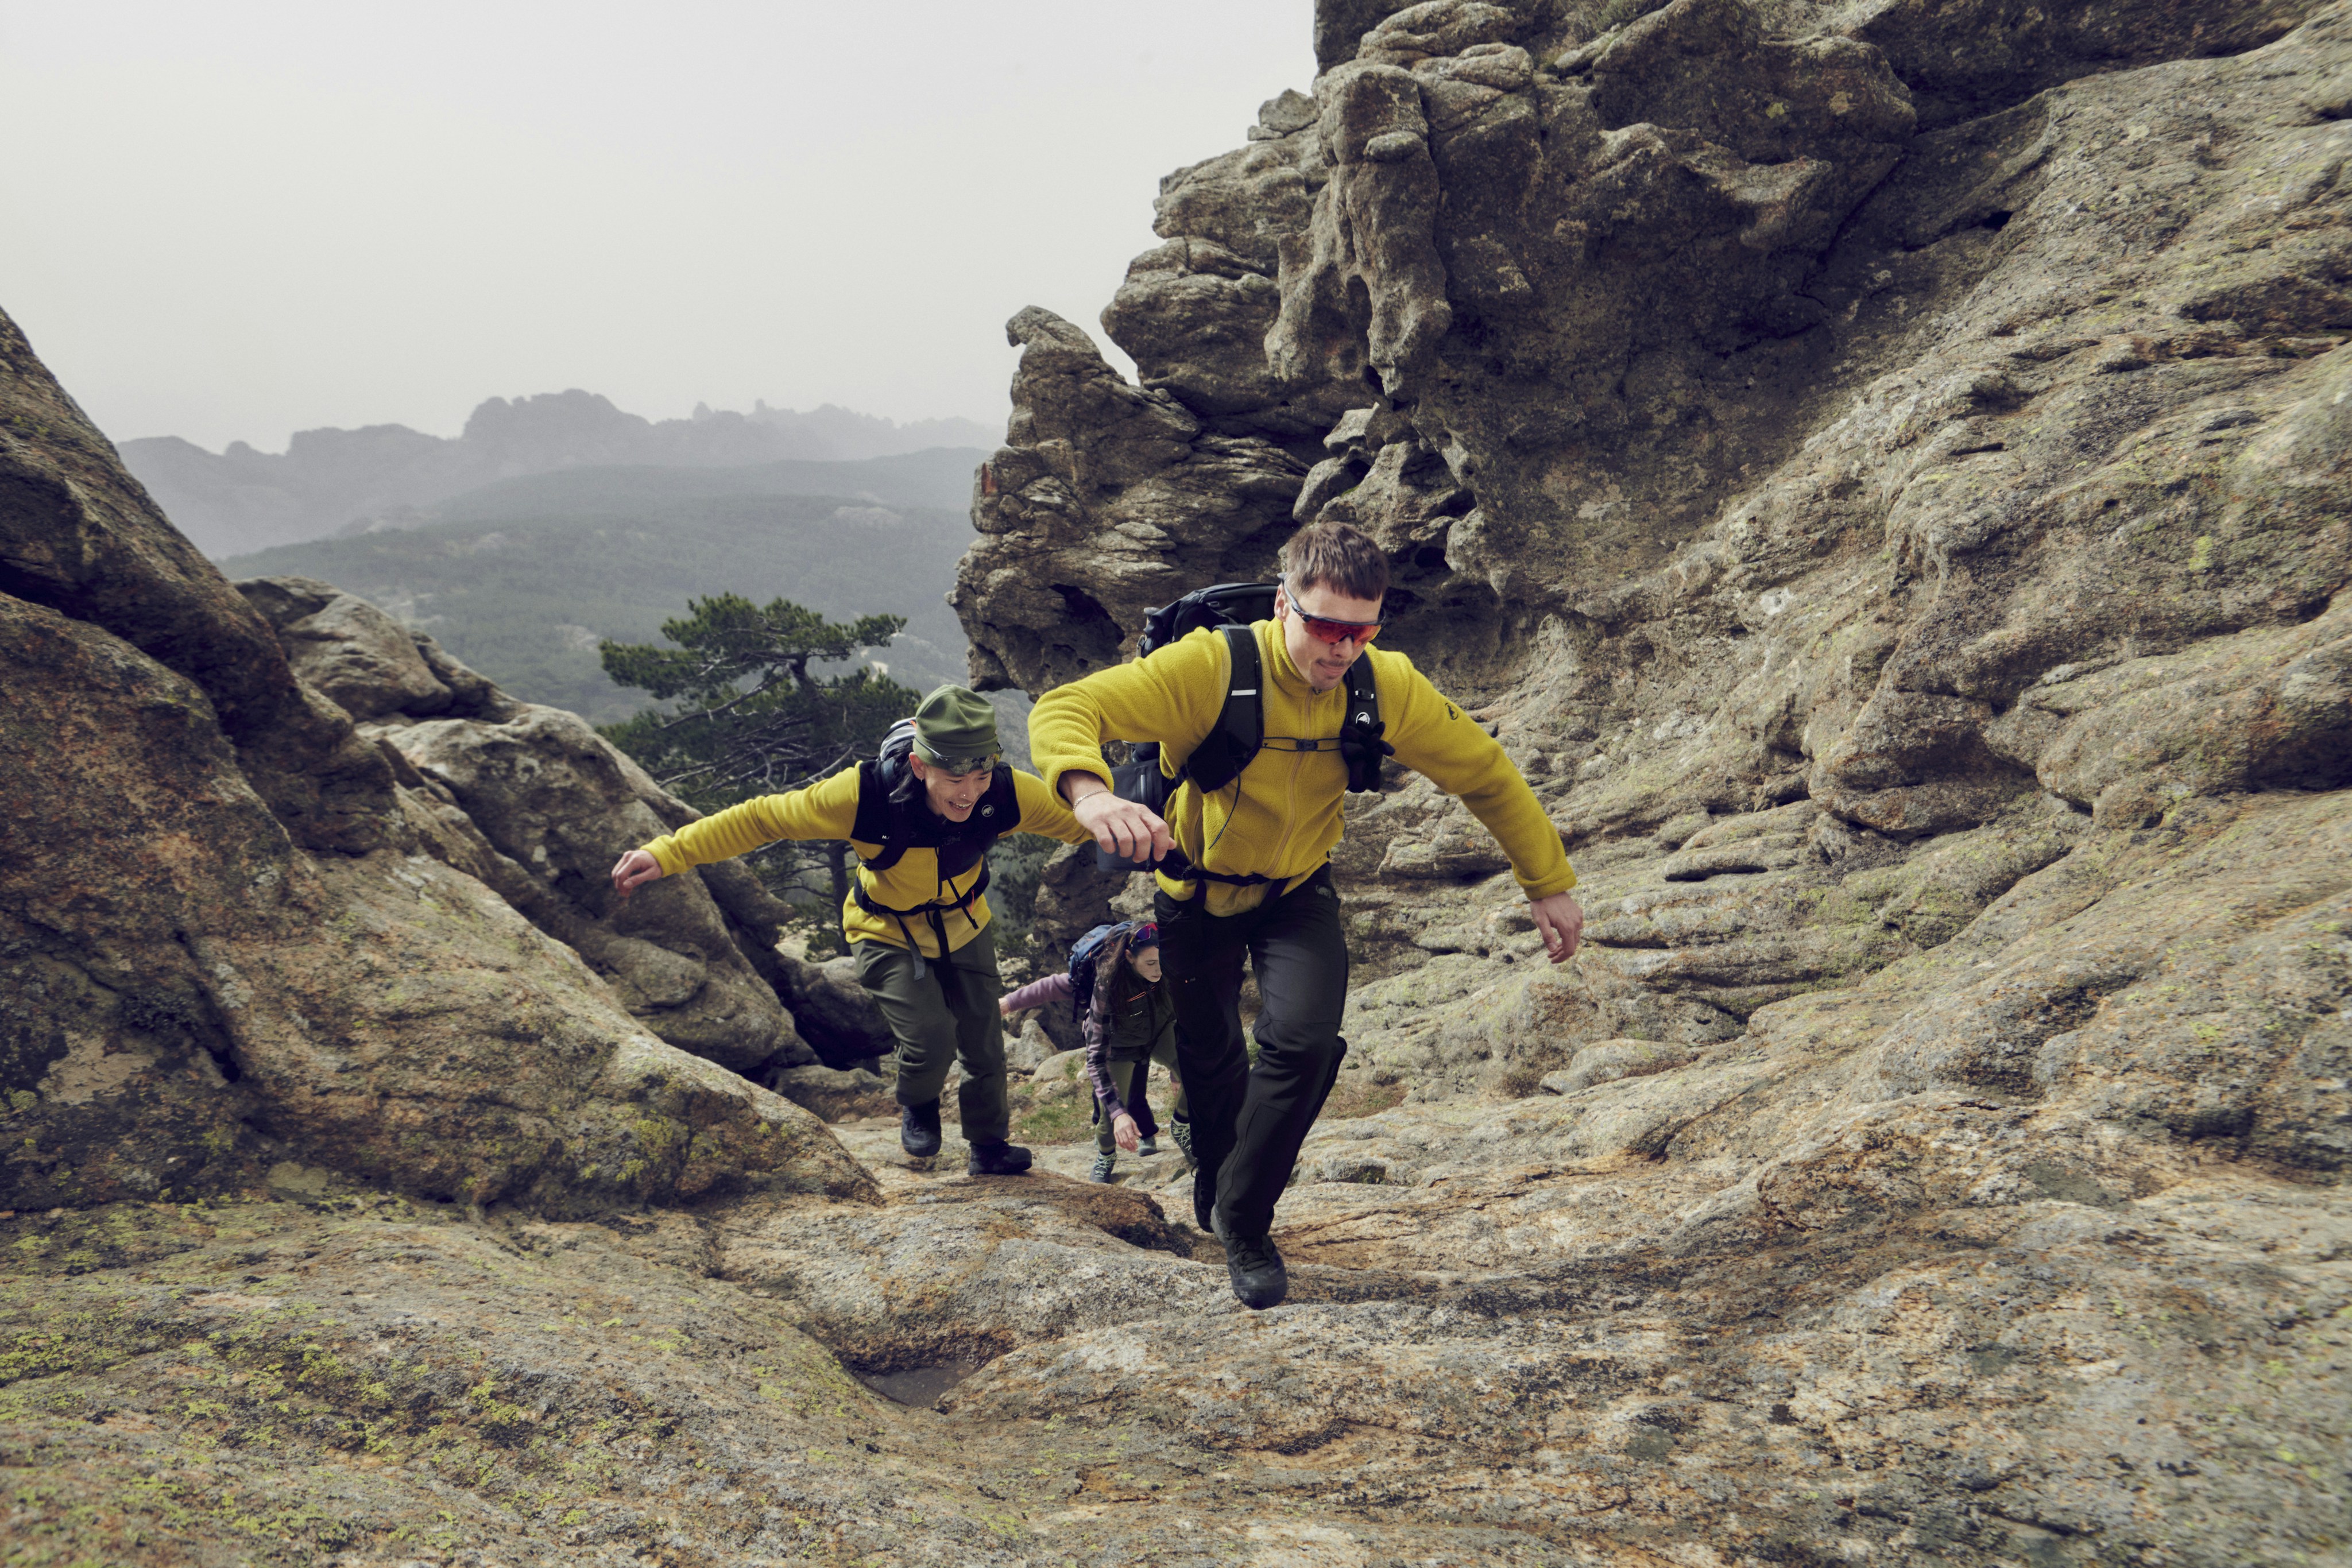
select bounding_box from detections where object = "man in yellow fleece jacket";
[609,686,1090,1176]
[1031,521,1582,1308]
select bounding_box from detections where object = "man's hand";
[610,849,664,901]
[1530,892,1584,963]
[1111,1111,1141,1154]
[1064,773,1173,864]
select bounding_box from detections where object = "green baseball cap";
[912,685,999,768]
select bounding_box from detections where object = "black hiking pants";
[1155,865,1348,1237]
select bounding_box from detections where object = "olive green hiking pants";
[853,927,1009,1145]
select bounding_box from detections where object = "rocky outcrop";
[1,309,873,1217]
[953,308,1314,691]
[0,311,411,858]
[232,574,830,1082]
[925,0,2352,1559]
[9,1,2352,1562]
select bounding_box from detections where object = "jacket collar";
[1262,614,1355,706]
[1262,615,1316,702]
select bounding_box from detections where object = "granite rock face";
[233,574,829,1081]
[0,308,871,1218]
[10,1,2352,1563]
[923,0,2352,1559]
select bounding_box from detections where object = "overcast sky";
[0,1,1314,452]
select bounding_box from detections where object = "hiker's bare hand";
[610,850,664,901]
[1530,892,1583,963]
[1112,1112,1140,1153]
[1069,780,1173,864]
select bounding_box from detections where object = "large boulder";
[388,706,808,1079]
[951,308,1310,693]
[0,315,408,857]
[0,586,872,1214]
[237,574,826,1081]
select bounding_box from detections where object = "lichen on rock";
[9,0,2352,1560]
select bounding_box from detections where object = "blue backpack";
[1065,922,1135,1023]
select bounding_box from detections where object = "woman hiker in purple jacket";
[1000,922,1189,1183]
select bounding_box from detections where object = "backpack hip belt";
[853,868,991,970]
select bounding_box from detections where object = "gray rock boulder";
[953,308,1309,692]
[389,704,808,1078]
[236,576,452,720]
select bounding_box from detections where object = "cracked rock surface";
[9,0,2352,1562]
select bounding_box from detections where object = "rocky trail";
[7,0,2352,1563]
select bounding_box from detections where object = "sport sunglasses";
[917,749,999,777]
[930,754,998,779]
[1290,606,1383,644]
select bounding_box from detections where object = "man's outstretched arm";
[1030,632,1228,864]
[608,769,861,900]
[1529,892,1585,962]
[1060,769,1174,864]
[1379,653,1583,962]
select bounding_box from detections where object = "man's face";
[908,754,993,821]
[1276,578,1384,693]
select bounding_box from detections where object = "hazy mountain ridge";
[122,387,996,557]
[216,482,981,725]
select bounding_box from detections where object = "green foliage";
[598,594,917,809]
[215,491,976,723]
[599,594,922,952]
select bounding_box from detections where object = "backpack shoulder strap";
[1181,624,1263,792]
[1221,622,1262,761]
[849,761,909,872]
[1340,655,1387,793]
[975,765,1018,833]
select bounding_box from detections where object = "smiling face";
[1275,577,1384,693]
[1125,943,1162,985]
[907,754,993,821]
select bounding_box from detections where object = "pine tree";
[599,594,917,946]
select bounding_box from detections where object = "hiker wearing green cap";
[610,685,1090,1176]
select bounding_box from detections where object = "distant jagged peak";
[119,387,999,559]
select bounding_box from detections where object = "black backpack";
[848,717,1018,965]
[1097,582,1389,874]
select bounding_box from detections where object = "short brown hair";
[1280,521,1390,603]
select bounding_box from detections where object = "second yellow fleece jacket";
[637,766,1088,958]
[1030,619,1575,915]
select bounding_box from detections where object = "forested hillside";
[220,485,979,724]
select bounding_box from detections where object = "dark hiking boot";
[899,1099,943,1159]
[1210,1210,1288,1310]
[1137,1135,1159,1156]
[1089,1151,1117,1183]
[967,1140,1034,1176]
[1169,1115,1195,1164]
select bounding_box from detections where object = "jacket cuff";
[1517,865,1579,899]
[1040,757,1113,804]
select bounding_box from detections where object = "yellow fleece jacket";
[1030,620,1575,915]
[637,767,1088,958]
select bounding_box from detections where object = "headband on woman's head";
[1128,920,1159,950]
